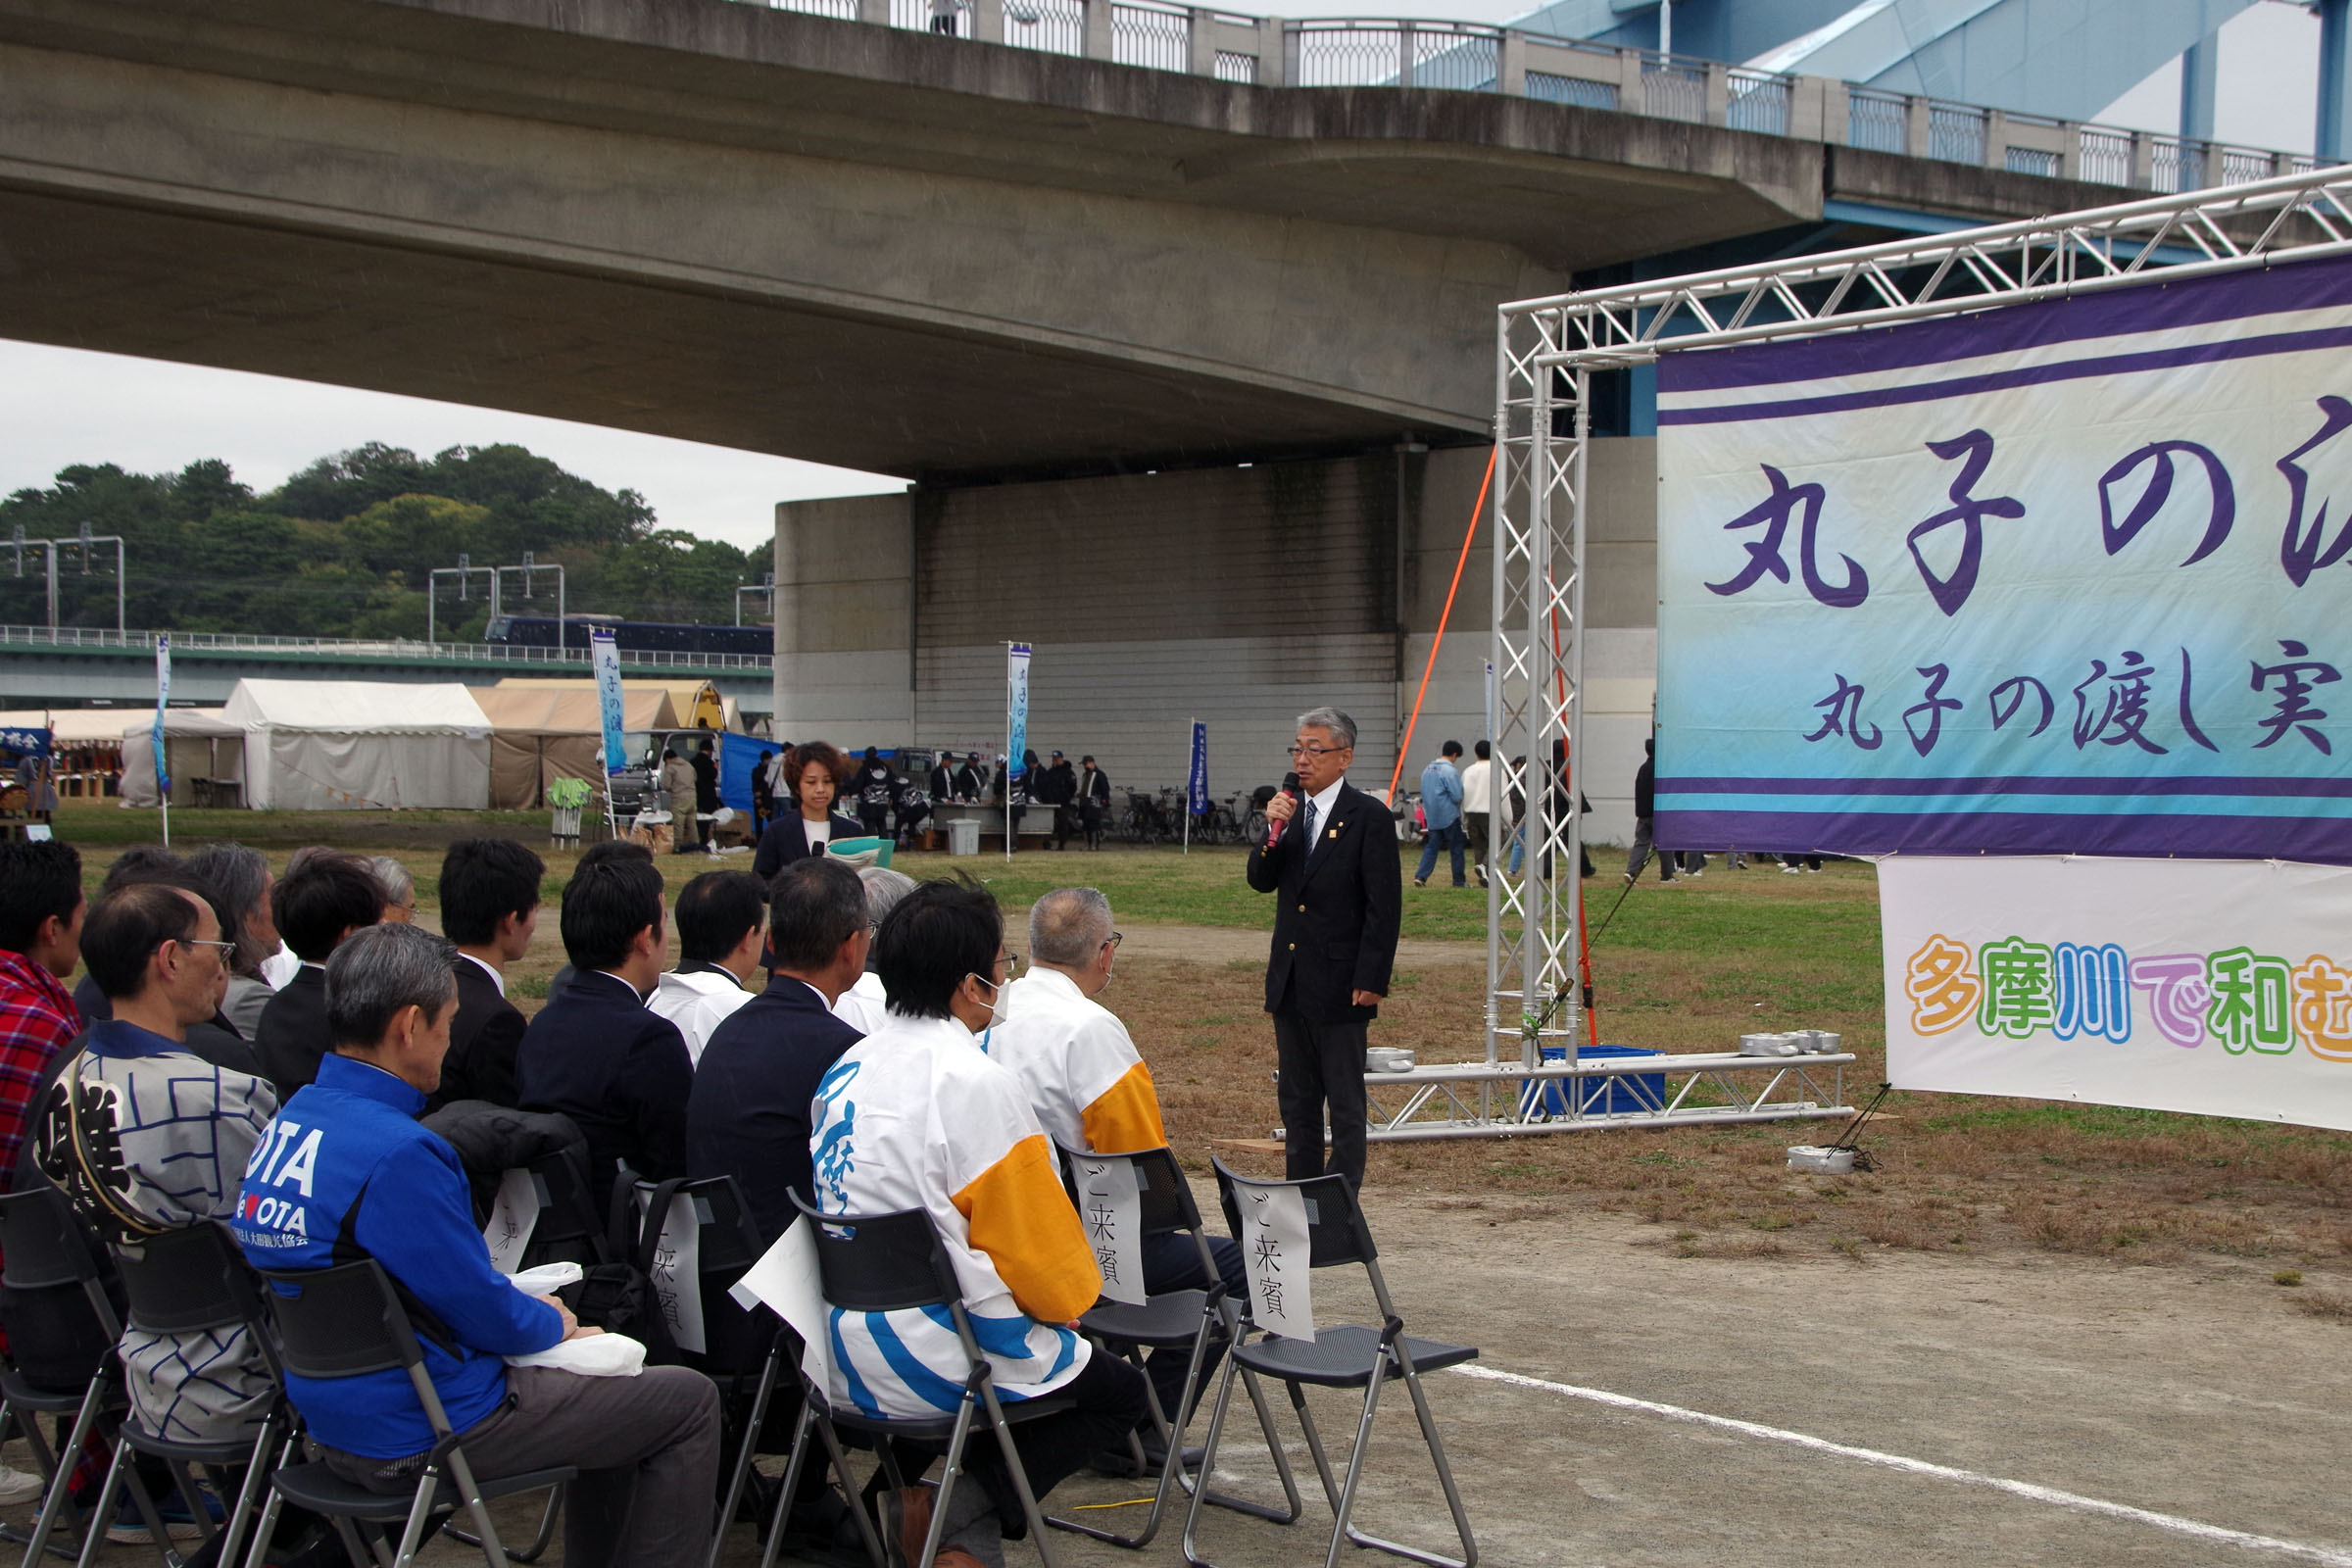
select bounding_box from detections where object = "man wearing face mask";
[808,879,1148,1568]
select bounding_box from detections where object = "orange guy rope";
[1386,445,1497,803]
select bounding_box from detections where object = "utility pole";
[494,552,567,640]
[735,571,775,626]
[427,554,494,649]
[9,525,125,633]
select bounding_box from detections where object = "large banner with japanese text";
[1656,254,2352,863]
[1884,857,2352,1130]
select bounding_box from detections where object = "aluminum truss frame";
[1368,162,2352,1145]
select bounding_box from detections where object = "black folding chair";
[251,1260,577,1568]
[0,1184,173,1565]
[514,1149,617,1274]
[765,1193,1067,1568]
[442,1148,617,1566]
[1182,1161,1479,1568]
[75,1221,289,1568]
[1047,1147,1298,1550]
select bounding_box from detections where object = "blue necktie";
[1299,798,1318,855]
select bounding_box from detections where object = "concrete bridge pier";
[773,440,1661,844]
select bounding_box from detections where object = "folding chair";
[75,1221,289,1568]
[595,1176,775,1568]
[1047,1146,1298,1550]
[443,1147,618,1566]
[1182,1160,1479,1568]
[765,1193,1070,1568]
[0,1184,173,1565]
[250,1259,577,1568]
[514,1149,618,1274]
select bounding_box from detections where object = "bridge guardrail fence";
[745,0,2320,196]
[0,624,772,672]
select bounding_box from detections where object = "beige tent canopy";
[471,686,678,809]
[118,709,247,808]
[493,677,731,733]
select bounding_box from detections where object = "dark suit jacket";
[517,969,693,1183]
[1245,780,1402,1024]
[70,977,262,1082]
[751,810,865,882]
[686,977,864,1246]
[254,965,331,1098]
[428,956,527,1113]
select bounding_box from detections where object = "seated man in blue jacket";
[232,923,720,1568]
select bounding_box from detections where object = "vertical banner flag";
[151,633,171,800]
[591,628,627,775]
[1006,643,1032,780]
[1884,857,2352,1131]
[1187,720,1209,815]
[1654,254,2352,863]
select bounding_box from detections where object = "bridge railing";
[0,623,773,671]
[750,0,2319,195]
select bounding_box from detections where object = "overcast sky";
[0,0,2321,551]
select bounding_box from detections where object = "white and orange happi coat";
[809,1013,1100,1418]
[986,967,1166,1156]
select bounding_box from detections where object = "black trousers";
[1272,1009,1370,1188]
[958,1348,1149,1537]
[1137,1232,1247,1420]
[858,807,890,840]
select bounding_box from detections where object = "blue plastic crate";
[1517,1044,1667,1118]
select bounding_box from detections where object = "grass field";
[47,801,2352,1304]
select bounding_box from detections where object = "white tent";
[119,709,246,808]
[220,680,493,810]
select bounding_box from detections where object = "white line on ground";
[1452,1363,2352,1567]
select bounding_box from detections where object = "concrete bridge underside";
[0,0,2120,481]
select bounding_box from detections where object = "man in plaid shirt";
[0,839,86,1506]
[0,840,84,1183]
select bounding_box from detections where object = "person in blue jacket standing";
[1414,739,1467,889]
[231,922,720,1568]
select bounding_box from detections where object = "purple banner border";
[1656,808,2352,866]
[1658,252,2352,398]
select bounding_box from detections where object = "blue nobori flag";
[151,634,171,800]
[1187,720,1208,815]
[591,629,627,775]
[1006,643,1032,779]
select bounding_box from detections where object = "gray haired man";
[1243,708,1402,1189]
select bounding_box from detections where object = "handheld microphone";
[1264,771,1301,850]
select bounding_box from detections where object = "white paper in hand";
[1072,1156,1147,1306]
[729,1216,836,1393]
[1238,1186,1315,1342]
[482,1168,539,1276]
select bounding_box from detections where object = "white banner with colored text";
[1882,856,2352,1129]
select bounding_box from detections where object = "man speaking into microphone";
[1246,707,1402,1191]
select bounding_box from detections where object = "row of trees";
[0,443,766,641]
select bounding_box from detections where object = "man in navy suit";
[1245,707,1402,1190]
[686,857,869,1244]
[518,855,693,1183]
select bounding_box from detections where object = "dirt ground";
[22,1188,2352,1566]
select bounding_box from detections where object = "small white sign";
[730,1217,836,1392]
[638,1190,707,1354]
[1238,1186,1314,1342]
[481,1168,539,1276]
[1074,1157,1147,1306]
